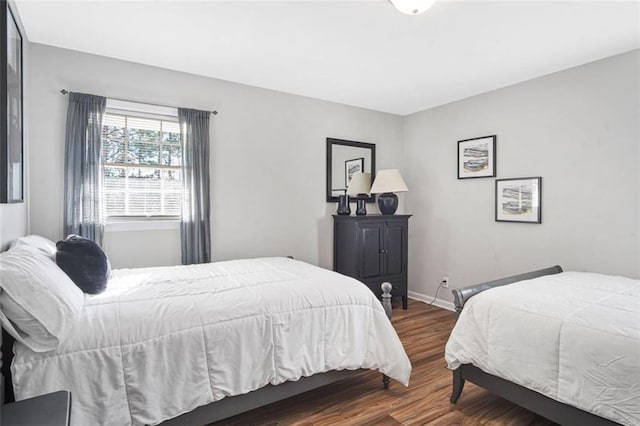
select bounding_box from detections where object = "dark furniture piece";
[333,214,411,309]
[450,265,620,426]
[2,391,71,426]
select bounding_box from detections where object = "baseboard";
[408,290,455,312]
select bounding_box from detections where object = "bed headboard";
[1,323,3,402]
[452,265,563,316]
[1,330,15,402]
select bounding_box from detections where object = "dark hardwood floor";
[212,299,557,425]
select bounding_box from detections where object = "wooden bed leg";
[382,374,390,390]
[381,282,393,320]
[381,283,392,390]
[450,368,465,403]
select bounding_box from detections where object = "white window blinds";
[102,112,182,217]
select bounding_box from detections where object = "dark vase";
[355,199,367,216]
[377,192,398,215]
[337,194,351,215]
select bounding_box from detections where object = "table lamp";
[370,169,408,215]
[346,172,372,215]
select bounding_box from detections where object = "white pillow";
[0,244,84,352]
[10,235,57,260]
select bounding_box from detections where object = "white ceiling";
[15,0,640,115]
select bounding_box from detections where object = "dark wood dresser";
[332,214,411,309]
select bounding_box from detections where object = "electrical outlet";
[442,276,450,288]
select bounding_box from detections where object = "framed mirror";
[326,138,376,203]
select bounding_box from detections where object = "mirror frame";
[326,138,376,203]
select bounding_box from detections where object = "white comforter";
[12,258,411,426]
[445,271,640,426]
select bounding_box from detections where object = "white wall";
[0,202,26,251]
[0,1,29,250]
[103,228,182,269]
[25,43,639,289]
[27,44,403,268]
[403,49,640,305]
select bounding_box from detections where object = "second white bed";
[445,271,640,426]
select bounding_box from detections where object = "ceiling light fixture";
[389,0,437,15]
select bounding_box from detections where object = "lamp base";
[377,193,398,215]
[355,199,367,215]
[337,194,351,215]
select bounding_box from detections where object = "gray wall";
[403,49,640,306]
[0,1,29,250]
[27,44,403,268]
[23,43,640,295]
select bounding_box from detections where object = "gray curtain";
[179,108,211,264]
[63,93,107,246]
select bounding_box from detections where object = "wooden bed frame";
[449,265,620,426]
[1,281,396,425]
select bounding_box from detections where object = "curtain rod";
[59,89,218,115]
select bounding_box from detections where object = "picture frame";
[344,157,364,188]
[326,138,375,203]
[495,177,542,223]
[458,135,496,179]
[0,1,23,203]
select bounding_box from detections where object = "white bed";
[8,256,411,426]
[445,271,640,426]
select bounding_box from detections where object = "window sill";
[106,218,180,232]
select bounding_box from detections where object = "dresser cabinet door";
[384,222,405,276]
[359,223,383,278]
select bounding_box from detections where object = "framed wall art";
[458,135,496,179]
[495,177,542,223]
[344,157,364,188]
[1,0,24,203]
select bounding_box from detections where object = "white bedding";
[11,257,411,426]
[445,271,640,426]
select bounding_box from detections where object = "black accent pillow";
[56,235,110,294]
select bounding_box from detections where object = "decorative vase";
[337,194,351,215]
[355,199,367,216]
[377,192,398,215]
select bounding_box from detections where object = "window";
[102,112,182,217]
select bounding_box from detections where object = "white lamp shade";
[390,0,437,15]
[370,169,408,194]
[346,172,372,195]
